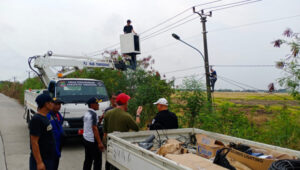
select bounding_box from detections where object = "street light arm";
[178,39,205,61]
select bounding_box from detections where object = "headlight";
[62,121,70,128]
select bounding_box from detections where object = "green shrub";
[195,103,258,140]
[175,77,207,127]
[261,106,300,149]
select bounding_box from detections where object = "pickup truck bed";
[106,128,300,170]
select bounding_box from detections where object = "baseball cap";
[35,93,53,109]
[116,93,131,105]
[153,98,168,106]
[86,97,101,105]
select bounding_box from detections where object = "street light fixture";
[171,33,204,61]
[172,33,212,105]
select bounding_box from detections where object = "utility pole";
[193,7,212,105]
[26,70,31,79]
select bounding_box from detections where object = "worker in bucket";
[29,93,56,170]
[83,97,105,170]
[210,67,217,92]
[123,19,136,34]
[149,98,178,130]
[47,98,64,170]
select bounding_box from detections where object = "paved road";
[0,94,87,170]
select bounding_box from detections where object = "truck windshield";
[56,80,109,103]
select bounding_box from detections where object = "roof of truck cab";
[57,78,103,82]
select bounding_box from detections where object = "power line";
[164,66,202,74]
[219,76,248,90]
[194,0,224,8]
[141,13,196,40]
[202,0,259,11]
[163,64,277,74]
[139,9,191,35]
[209,14,300,32]
[141,16,199,41]
[142,13,300,55]
[139,0,223,35]
[87,1,261,56]
[167,73,205,80]
[218,75,263,91]
[91,15,200,54]
[86,43,120,56]
[88,14,199,56]
[86,0,263,60]
[210,0,262,12]
[86,1,224,56]
[211,65,275,67]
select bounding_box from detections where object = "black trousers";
[83,138,102,170]
[30,155,54,170]
[53,154,60,170]
[210,78,217,91]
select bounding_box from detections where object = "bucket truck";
[24,51,130,136]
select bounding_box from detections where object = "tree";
[68,51,174,127]
[273,28,300,100]
[176,77,207,127]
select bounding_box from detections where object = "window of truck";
[56,80,109,103]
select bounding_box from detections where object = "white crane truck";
[24,51,129,136]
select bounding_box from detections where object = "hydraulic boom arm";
[28,51,126,86]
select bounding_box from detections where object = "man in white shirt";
[83,97,104,170]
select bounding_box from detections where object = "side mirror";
[48,81,56,94]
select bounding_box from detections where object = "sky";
[0,0,299,90]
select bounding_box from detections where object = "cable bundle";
[268,159,300,170]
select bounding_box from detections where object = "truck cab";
[25,78,110,137]
[54,78,110,136]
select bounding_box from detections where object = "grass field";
[171,91,300,150]
[212,92,300,126]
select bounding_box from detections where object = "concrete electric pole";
[193,7,212,105]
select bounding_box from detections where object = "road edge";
[0,131,7,170]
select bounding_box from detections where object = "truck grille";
[65,118,83,128]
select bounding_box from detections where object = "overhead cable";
[210,0,262,12]
[142,14,300,54]
[202,0,259,10]
[141,16,199,41]
[218,76,248,90]
[86,1,223,56]
[163,65,277,74]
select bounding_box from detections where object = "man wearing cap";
[47,98,64,170]
[103,93,142,170]
[83,97,105,170]
[103,93,142,134]
[149,98,178,130]
[123,19,136,34]
[29,93,56,170]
